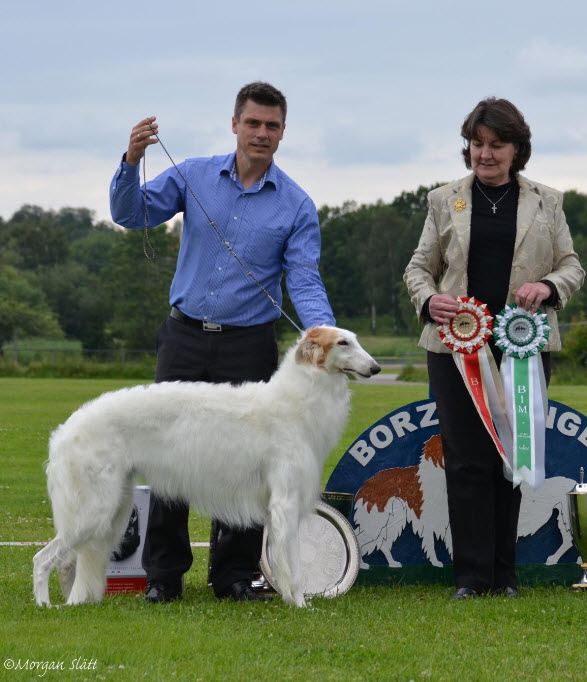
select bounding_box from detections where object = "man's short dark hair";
[234,82,287,124]
[461,97,532,175]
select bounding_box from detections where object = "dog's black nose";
[371,363,382,376]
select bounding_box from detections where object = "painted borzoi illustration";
[353,434,577,570]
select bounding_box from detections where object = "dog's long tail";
[36,427,136,605]
[33,537,75,606]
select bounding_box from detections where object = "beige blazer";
[404,173,585,353]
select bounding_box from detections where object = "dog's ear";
[424,434,445,469]
[295,330,325,366]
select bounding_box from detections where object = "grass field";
[1,379,586,681]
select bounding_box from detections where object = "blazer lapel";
[448,174,474,257]
[514,175,541,254]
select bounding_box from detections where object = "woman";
[404,97,584,599]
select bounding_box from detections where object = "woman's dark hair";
[461,97,531,174]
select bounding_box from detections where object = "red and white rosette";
[438,297,513,471]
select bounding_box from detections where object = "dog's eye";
[337,339,349,346]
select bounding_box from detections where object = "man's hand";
[125,116,159,166]
[515,281,551,313]
[429,294,460,324]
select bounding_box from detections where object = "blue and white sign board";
[326,399,587,584]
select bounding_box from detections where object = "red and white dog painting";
[353,434,576,569]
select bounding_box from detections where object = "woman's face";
[470,124,518,186]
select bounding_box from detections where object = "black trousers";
[427,345,550,593]
[141,314,278,593]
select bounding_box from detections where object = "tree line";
[1,186,586,351]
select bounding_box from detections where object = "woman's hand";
[429,294,460,324]
[515,282,551,312]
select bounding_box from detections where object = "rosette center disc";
[450,311,480,340]
[505,316,536,346]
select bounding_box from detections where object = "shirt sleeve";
[109,155,186,229]
[539,279,559,308]
[403,195,445,323]
[283,197,336,329]
[421,295,435,323]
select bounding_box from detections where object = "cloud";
[515,40,587,93]
[533,132,587,156]
[321,124,421,166]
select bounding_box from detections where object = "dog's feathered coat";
[33,326,379,607]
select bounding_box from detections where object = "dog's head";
[295,326,381,378]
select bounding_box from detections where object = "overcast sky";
[2,0,587,224]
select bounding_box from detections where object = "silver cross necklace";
[475,181,511,214]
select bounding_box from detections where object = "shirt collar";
[221,151,277,191]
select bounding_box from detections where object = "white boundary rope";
[0,541,210,547]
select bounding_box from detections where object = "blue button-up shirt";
[110,152,335,329]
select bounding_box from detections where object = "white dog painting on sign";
[353,434,576,569]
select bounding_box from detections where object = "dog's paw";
[291,592,306,608]
[281,590,306,608]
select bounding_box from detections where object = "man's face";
[232,100,285,166]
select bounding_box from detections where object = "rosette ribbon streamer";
[494,305,550,489]
[438,297,513,472]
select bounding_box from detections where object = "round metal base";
[260,500,360,599]
[572,564,587,590]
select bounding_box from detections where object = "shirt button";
[210,292,214,296]
[218,267,222,271]
[242,193,245,197]
[233,216,238,220]
[515,266,520,272]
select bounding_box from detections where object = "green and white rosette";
[494,304,550,489]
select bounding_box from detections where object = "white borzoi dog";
[33,326,380,608]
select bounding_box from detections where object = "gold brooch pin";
[454,198,466,212]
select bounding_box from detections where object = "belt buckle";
[202,321,222,332]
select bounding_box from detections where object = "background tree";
[101,227,178,349]
[31,262,113,349]
[0,187,583,352]
[1,205,69,269]
[0,265,63,346]
[319,202,367,319]
[559,190,587,324]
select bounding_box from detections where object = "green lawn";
[1,379,585,681]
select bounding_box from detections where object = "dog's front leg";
[286,518,305,608]
[267,491,306,607]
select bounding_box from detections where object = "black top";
[421,176,558,323]
[467,178,519,318]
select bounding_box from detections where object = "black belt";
[170,307,241,332]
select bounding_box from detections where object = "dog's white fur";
[33,326,380,608]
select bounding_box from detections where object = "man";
[110,82,335,603]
